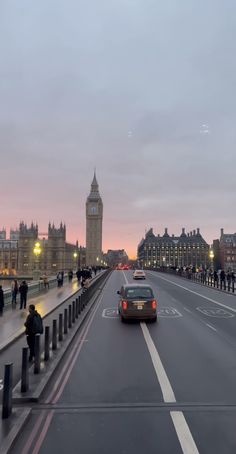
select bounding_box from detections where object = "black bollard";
[2,363,13,419]
[81,294,85,311]
[72,301,75,323]
[59,313,63,342]
[21,347,29,393]
[68,305,72,328]
[64,308,68,334]
[34,334,41,374]
[233,281,235,293]
[75,298,79,318]
[44,326,50,361]
[52,320,57,350]
[78,296,81,314]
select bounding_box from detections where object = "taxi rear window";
[125,287,153,298]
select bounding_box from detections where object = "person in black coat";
[19,281,28,310]
[0,285,4,316]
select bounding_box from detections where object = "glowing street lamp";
[33,241,41,280]
[209,249,214,270]
[33,242,41,257]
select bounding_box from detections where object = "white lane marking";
[0,379,3,391]
[140,322,176,403]
[148,272,236,314]
[102,308,119,318]
[157,307,182,318]
[196,307,234,318]
[171,411,199,454]
[140,322,199,452]
[183,307,191,313]
[122,271,129,284]
[206,323,217,332]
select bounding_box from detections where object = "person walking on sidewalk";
[0,285,4,316]
[11,279,18,306]
[19,280,28,309]
[24,304,43,361]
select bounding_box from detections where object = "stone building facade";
[217,228,236,271]
[0,229,19,275]
[137,227,209,269]
[86,173,103,266]
[17,222,79,276]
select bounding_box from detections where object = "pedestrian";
[57,272,63,288]
[19,280,28,310]
[24,304,43,361]
[0,285,4,316]
[68,270,73,282]
[42,274,49,290]
[11,279,18,306]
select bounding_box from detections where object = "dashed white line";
[140,323,199,453]
[122,270,199,452]
[122,271,129,284]
[140,322,176,403]
[206,323,217,332]
[171,411,199,454]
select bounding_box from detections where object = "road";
[10,270,236,453]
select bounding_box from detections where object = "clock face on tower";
[89,205,98,215]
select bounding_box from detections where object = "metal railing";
[148,267,235,294]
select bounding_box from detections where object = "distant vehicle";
[117,284,157,322]
[115,264,130,270]
[133,269,146,279]
[123,265,130,270]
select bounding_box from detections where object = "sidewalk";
[0,279,80,352]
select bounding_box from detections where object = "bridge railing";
[2,276,59,307]
[147,267,235,294]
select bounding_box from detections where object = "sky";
[1,0,236,258]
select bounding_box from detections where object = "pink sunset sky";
[1,0,236,257]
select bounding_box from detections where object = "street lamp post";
[209,249,214,271]
[33,242,42,280]
[73,252,78,271]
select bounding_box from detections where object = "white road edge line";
[140,322,176,403]
[206,323,217,332]
[171,411,199,454]
[149,272,236,314]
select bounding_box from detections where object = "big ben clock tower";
[86,172,103,266]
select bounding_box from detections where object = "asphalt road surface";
[10,270,236,454]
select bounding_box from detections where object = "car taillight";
[122,300,128,310]
[152,300,157,310]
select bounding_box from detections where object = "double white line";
[122,271,199,454]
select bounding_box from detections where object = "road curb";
[0,408,31,454]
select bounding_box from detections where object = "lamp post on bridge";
[33,242,42,280]
[73,252,78,271]
[209,249,214,271]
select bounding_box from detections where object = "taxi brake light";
[152,300,157,310]
[122,300,128,310]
